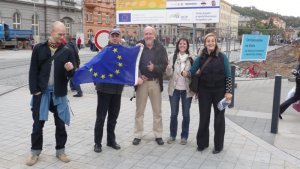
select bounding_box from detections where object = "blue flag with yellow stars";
[73,44,143,86]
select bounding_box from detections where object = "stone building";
[0,0,83,43]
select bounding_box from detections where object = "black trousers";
[30,94,67,150]
[197,88,225,151]
[94,91,121,147]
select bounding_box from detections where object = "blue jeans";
[169,89,192,139]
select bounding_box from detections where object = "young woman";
[182,33,232,154]
[165,38,194,145]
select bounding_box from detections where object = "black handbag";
[189,57,212,93]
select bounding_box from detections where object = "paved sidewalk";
[1,86,300,169]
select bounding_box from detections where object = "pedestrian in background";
[77,37,81,50]
[165,37,195,145]
[132,26,168,146]
[65,35,83,97]
[182,33,232,154]
[27,21,75,166]
[94,27,124,153]
[279,54,300,119]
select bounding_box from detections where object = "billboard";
[116,0,220,24]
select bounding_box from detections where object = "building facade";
[0,0,83,43]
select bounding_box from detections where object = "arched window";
[13,12,21,29]
[32,14,39,36]
[87,29,93,39]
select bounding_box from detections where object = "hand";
[224,93,233,101]
[64,62,74,71]
[181,70,188,77]
[147,62,154,72]
[141,75,148,81]
[137,77,144,85]
[136,43,144,47]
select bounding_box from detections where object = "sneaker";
[25,154,38,166]
[167,137,175,144]
[57,153,70,163]
[180,138,187,145]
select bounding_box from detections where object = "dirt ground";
[235,45,300,78]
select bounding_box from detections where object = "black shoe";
[107,143,121,150]
[279,113,283,119]
[73,93,83,97]
[94,144,102,153]
[212,148,222,154]
[197,147,207,151]
[155,138,164,145]
[132,138,141,145]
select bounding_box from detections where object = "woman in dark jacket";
[182,33,232,154]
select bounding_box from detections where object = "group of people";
[27,21,233,166]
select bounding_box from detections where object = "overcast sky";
[225,0,299,17]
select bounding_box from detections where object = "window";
[87,29,93,39]
[65,21,71,35]
[86,12,93,22]
[97,12,102,23]
[105,14,110,24]
[32,14,39,36]
[13,12,21,29]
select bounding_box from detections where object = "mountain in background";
[232,6,300,28]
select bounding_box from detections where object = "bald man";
[132,26,168,146]
[27,21,75,166]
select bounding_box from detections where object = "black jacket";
[29,41,75,96]
[138,40,168,92]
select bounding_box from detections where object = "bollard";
[271,75,281,134]
[228,65,235,108]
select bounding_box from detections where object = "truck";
[0,23,33,49]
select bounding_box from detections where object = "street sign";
[94,30,109,50]
[240,34,270,61]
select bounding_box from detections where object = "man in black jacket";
[27,21,75,166]
[132,26,168,146]
[94,27,124,153]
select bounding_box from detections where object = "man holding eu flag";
[94,27,124,153]
[132,26,168,146]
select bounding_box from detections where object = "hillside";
[232,6,300,28]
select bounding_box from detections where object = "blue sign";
[240,34,270,61]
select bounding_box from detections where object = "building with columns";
[0,0,83,43]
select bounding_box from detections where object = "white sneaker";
[57,153,70,163]
[180,138,187,145]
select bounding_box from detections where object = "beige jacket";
[165,54,195,97]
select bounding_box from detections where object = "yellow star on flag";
[115,69,120,74]
[101,74,105,79]
[117,55,122,60]
[113,48,118,53]
[93,72,98,77]
[89,68,93,72]
[109,74,113,78]
[118,62,123,67]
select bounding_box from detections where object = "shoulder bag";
[189,57,212,93]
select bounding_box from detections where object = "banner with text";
[240,34,270,61]
[116,0,220,24]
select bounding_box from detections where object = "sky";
[225,0,299,17]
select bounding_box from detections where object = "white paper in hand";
[217,98,231,111]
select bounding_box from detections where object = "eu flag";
[73,45,143,86]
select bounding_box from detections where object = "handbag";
[189,57,212,93]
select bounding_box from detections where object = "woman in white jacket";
[165,38,195,145]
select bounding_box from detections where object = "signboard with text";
[240,34,270,61]
[116,0,220,24]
